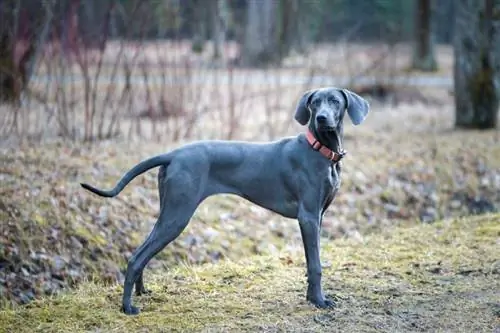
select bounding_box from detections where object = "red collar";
[305,129,346,163]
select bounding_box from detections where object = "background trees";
[0,0,498,129]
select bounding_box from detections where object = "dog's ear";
[294,89,316,125]
[341,89,370,125]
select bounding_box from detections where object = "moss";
[31,213,49,227]
[1,213,499,332]
[72,225,107,247]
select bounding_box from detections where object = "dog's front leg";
[298,214,335,309]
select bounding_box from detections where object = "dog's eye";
[312,99,321,107]
[328,97,339,106]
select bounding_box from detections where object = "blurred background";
[0,0,499,310]
[0,0,497,142]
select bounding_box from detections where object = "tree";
[411,0,438,71]
[0,0,54,104]
[209,0,228,60]
[454,0,500,129]
[190,0,209,53]
[0,0,33,104]
[241,0,308,67]
[241,0,279,66]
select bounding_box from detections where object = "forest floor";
[1,213,499,332]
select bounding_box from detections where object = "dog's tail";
[80,153,172,198]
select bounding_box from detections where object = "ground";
[1,41,500,332]
[0,213,499,332]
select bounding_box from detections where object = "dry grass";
[1,213,498,332]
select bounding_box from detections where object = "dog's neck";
[309,125,343,153]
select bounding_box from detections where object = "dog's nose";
[316,114,327,123]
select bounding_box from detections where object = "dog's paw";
[122,304,140,315]
[307,296,336,309]
[318,298,336,309]
[135,288,152,296]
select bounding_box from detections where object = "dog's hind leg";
[135,166,167,296]
[122,170,200,315]
[122,207,195,315]
[134,244,151,296]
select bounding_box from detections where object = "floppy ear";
[341,89,370,125]
[294,89,316,125]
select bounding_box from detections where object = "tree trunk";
[291,0,309,54]
[210,0,227,60]
[191,0,208,53]
[0,0,53,104]
[241,0,279,67]
[0,0,21,104]
[412,0,438,71]
[454,0,500,129]
[277,0,298,59]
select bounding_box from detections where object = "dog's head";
[294,87,370,132]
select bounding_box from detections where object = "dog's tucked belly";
[241,190,299,219]
[206,169,300,219]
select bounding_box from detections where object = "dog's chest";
[319,163,341,214]
[326,162,341,190]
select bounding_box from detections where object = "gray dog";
[81,87,369,315]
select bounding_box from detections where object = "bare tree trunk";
[241,0,279,67]
[290,0,308,54]
[0,0,54,104]
[191,0,208,53]
[240,0,304,67]
[277,0,294,60]
[454,0,500,129]
[412,0,438,71]
[0,0,21,104]
[210,0,227,60]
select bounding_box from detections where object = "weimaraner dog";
[81,87,369,315]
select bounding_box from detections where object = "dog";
[81,87,369,315]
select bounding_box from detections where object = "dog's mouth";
[318,125,336,132]
[317,127,343,152]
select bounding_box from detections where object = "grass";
[1,213,499,332]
